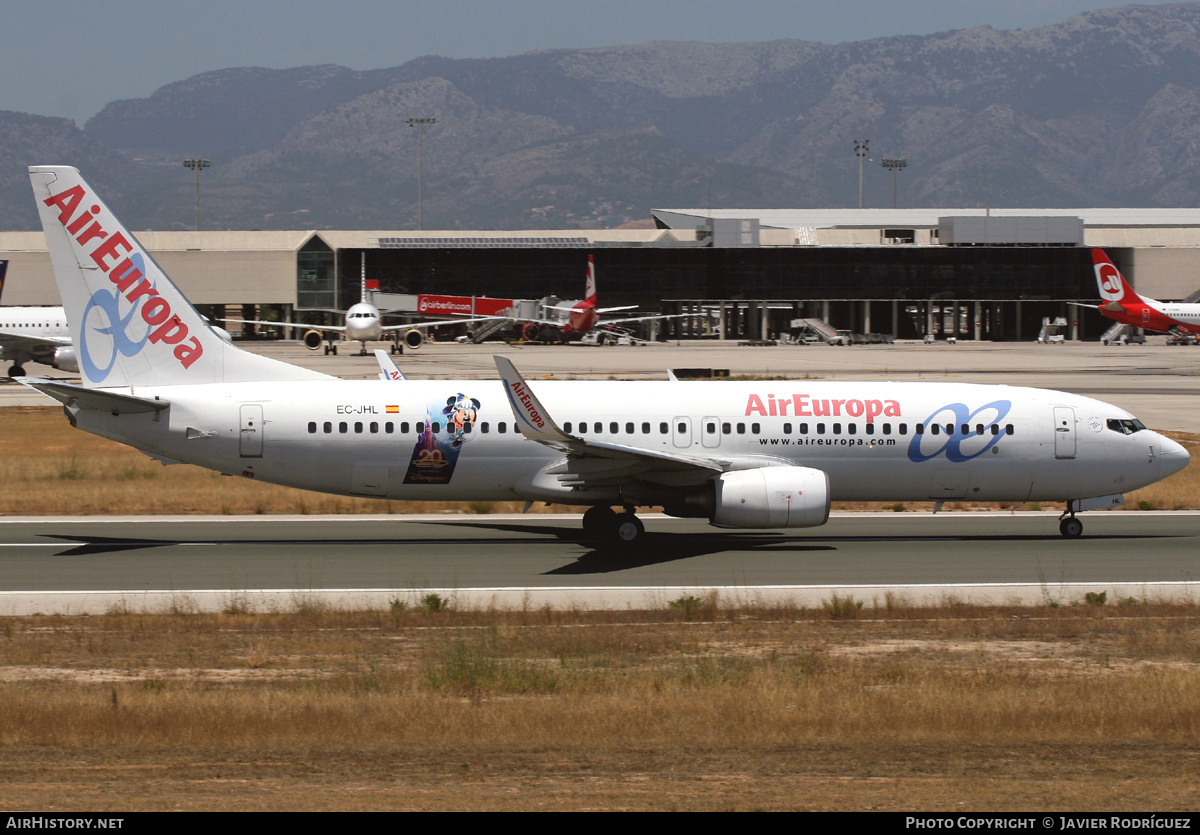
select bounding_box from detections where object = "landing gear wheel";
[610,512,645,545]
[7,365,24,377]
[1059,516,1083,538]
[331,344,338,355]
[324,345,331,355]
[582,506,617,540]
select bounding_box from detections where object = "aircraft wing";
[0,331,71,351]
[380,315,501,331]
[598,313,686,326]
[495,355,729,486]
[220,317,348,333]
[544,303,638,315]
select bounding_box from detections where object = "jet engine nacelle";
[303,330,324,350]
[51,346,78,373]
[522,323,541,342]
[403,329,424,350]
[710,466,830,529]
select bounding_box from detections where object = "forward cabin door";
[1053,406,1076,459]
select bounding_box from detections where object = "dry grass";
[3,407,1199,516]
[1,601,1199,809]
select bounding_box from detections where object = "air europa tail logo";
[43,184,204,377]
[746,393,901,422]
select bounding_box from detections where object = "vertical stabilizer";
[29,166,329,388]
[585,254,597,306]
[0,259,8,302]
[1092,248,1147,307]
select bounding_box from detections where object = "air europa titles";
[508,380,545,429]
[43,185,203,369]
[745,393,901,422]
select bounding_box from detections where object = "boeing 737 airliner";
[20,167,1189,544]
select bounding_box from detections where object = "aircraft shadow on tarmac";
[42,526,1175,575]
[418,520,1175,575]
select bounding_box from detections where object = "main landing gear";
[582,505,645,546]
[7,364,24,377]
[1058,511,1083,538]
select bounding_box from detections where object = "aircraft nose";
[1158,434,1190,478]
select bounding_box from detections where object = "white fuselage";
[343,302,383,344]
[79,378,1184,506]
[0,307,68,337]
[0,306,70,365]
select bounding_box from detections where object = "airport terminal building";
[4,206,1200,342]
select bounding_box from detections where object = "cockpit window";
[1107,418,1147,435]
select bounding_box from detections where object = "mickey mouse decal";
[442,393,480,447]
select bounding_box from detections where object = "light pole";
[182,158,211,230]
[881,158,908,209]
[854,139,869,209]
[407,117,436,229]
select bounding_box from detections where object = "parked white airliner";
[21,166,1189,543]
[0,260,78,376]
[225,257,495,355]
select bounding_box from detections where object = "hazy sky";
[1,0,1187,124]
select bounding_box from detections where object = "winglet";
[373,349,405,381]
[494,355,573,444]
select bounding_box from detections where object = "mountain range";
[3,2,1200,231]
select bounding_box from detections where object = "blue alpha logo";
[78,255,151,382]
[907,400,1012,463]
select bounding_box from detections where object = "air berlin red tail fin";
[1092,249,1144,307]
[585,254,597,306]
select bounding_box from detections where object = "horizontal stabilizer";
[17,377,168,414]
